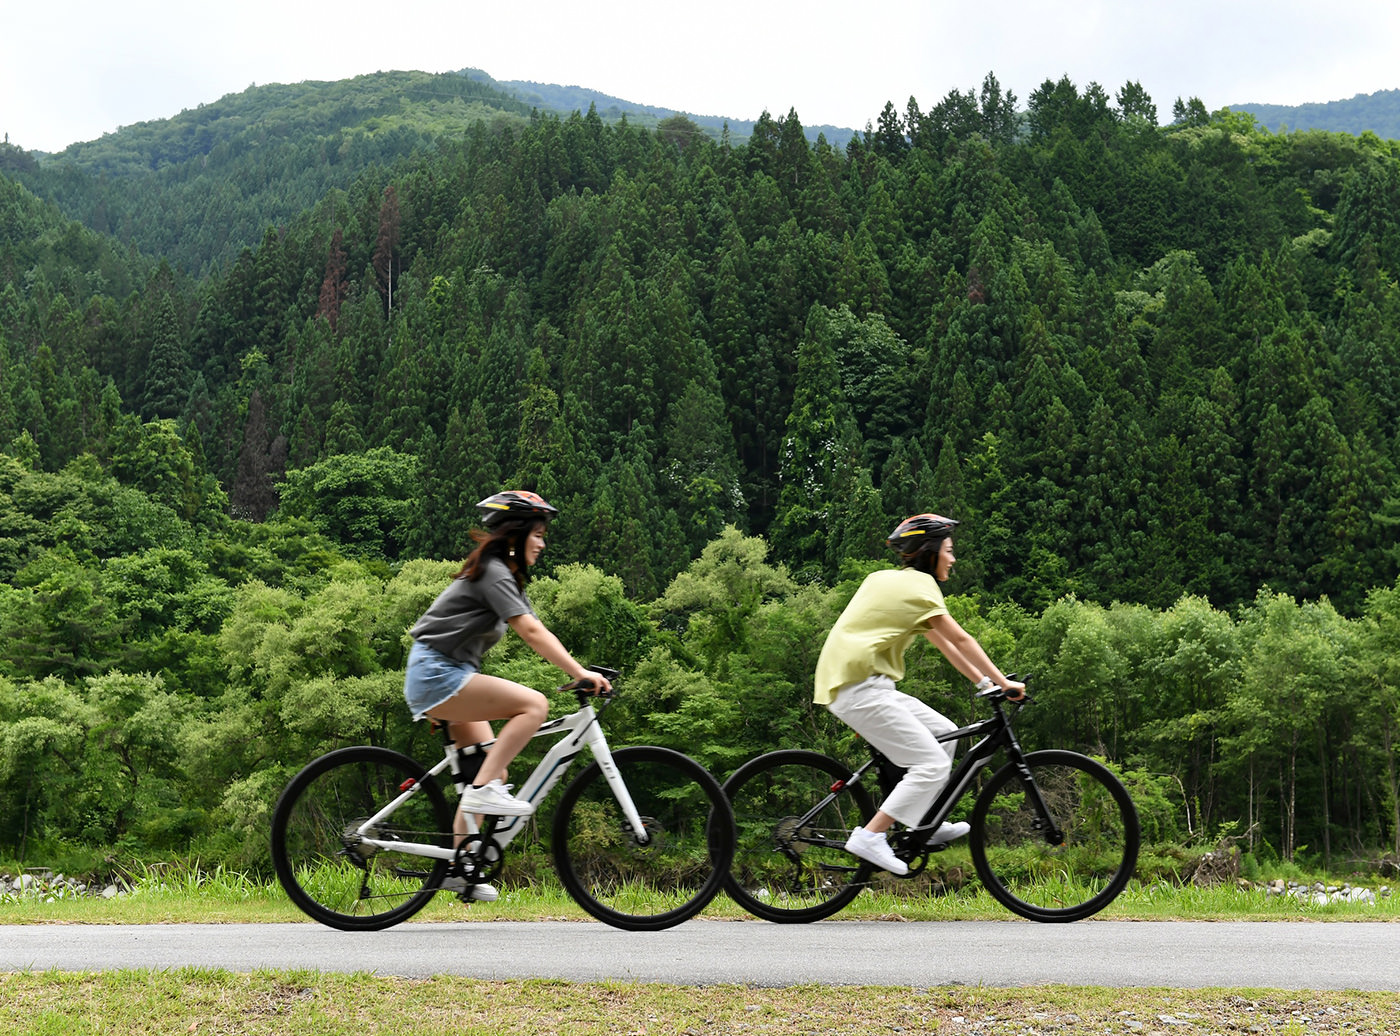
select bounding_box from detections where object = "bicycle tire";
[722,749,876,923]
[552,745,735,931]
[969,749,1140,922]
[270,745,452,931]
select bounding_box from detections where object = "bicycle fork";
[1000,744,1066,847]
[580,726,654,846]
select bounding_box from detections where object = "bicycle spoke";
[553,747,733,931]
[971,750,1139,922]
[271,747,452,931]
[723,750,876,923]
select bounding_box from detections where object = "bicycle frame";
[349,692,650,862]
[825,691,1062,853]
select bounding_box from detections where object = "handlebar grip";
[558,669,618,697]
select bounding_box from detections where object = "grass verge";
[1,970,1398,1035]
[1,871,1398,924]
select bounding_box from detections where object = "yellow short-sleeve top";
[813,567,948,705]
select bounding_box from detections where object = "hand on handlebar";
[975,674,1028,701]
[565,671,613,696]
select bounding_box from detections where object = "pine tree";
[770,313,871,582]
[373,185,401,315]
[322,398,366,456]
[316,228,348,331]
[590,424,664,600]
[141,295,188,421]
[229,389,286,522]
[660,366,743,557]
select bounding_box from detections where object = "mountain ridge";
[1228,87,1400,139]
[456,67,859,148]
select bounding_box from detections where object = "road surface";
[2,920,1397,989]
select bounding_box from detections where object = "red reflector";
[830,779,846,792]
[399,778,418,792]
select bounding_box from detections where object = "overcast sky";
[4,0,1399,154]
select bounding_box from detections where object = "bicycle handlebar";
[558,665,621,699]
[976,674,1033,704]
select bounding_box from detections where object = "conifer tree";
[229,389,287,522]
[316,228,348,331]
[373,185,401,315]
[591,424,665,600]
[141,295,188,421]
[770,311,870,582]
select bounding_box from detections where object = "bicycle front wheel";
[270,746,452,931]
[552,746,734,931]
[722,750,876,923]
[970,749,1139,922]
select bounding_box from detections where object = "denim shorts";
[403,640,478,720]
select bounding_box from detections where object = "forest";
[2,70,1400,877]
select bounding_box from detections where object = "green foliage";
[8,70,1400,875]
[276,448,419,559]
[15,72,535,275]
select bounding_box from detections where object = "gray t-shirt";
[409,556,534,667]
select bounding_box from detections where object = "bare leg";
[444,719,494,840]
[426,673,548,788]
[865,810,896,834]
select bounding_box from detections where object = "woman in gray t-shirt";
[404,491,611,823]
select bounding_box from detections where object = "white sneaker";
[844,826,909,876]
[927,821,971,846]
[439,875,499,902]
[459,779,534,817]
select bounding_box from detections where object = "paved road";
[2,920,1397,989]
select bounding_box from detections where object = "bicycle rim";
[271,746,451,931]
[722,750,875,923]
[552,746,734,931]
[970,749,1140,922]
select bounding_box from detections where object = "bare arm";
[924,613,1025,698]
[507,613,612,693]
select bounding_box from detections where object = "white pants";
[827,675,958,828]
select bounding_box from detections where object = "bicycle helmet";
[887,512,959,556]
[476,490,559,528]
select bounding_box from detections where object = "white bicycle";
[270,668,735,931]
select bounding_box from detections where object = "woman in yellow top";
[814,512,1025,875]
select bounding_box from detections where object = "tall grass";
[2,863,1396,924]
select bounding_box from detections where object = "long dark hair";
[453,518,541,588]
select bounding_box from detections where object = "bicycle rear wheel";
[722,750,876,923]
[552,746,734,931]
[970,749,1139,922]
[271,746,452,931]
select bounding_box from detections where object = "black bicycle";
[722,683,1140,923]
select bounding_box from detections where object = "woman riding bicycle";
[814,512,1024,876]
[403,489,611,898]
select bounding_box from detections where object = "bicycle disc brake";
[624,816,662,850]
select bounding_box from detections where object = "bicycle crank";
[452,833,505,882]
